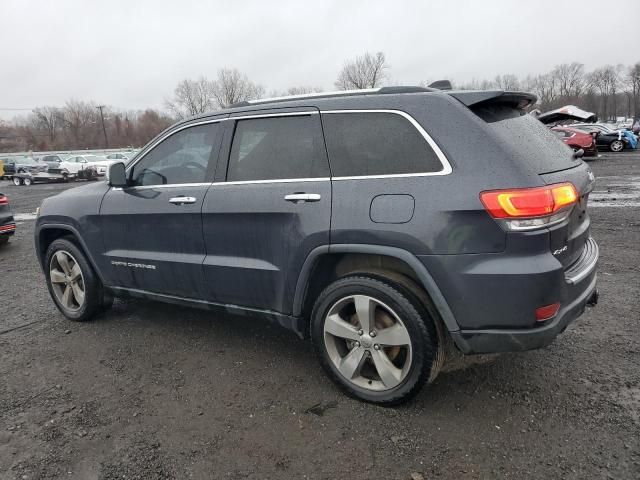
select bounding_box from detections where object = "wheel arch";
[36,223,105,283]
[293,244,460,335]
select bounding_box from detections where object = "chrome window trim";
[229,111,317,120]
[320,109,452,180]
[120,108,452,190]
[111,182,213,192]
[212,177,330,186]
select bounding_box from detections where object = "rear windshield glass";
[471,105,577,173]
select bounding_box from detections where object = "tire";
[610,140,624,152]
[12,177,22,186]
[23,177,32,186]
[62,173,69,183]
[44,237,104,322]
[311,275,439,405]
[0,236,9,246]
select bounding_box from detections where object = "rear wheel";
[45,238,104,321]
[12,177,22,186]
[23,177,33,186]
[610,140,624,152]
[0,236,9,246]
[311,275,439,405]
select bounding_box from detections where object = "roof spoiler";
[448,90,537,109]
[428,80,453,90]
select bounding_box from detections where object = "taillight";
[480,183,578,231]
[0,195,8,206]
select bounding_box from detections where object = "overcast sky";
[0,0,637,119]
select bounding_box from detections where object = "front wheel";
[610,140,624,152]
[44,238,104,321]
[311,275,439,405]
[12,177,22,186]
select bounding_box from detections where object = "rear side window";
[227,115,328,182]
[321,112,443,177]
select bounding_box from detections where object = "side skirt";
[107,286,305,338]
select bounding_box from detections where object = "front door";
[201,110,331,314]
[99,119,224,299]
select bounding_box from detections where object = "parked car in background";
[1,156,48,177]
[105,153,130,162]
[41,154,69,169]
[70,155,116,176]
[45,155,105,179]
[569,124,632,152]
[551,127,598,157]
[35,87,599,404]
[0,192,16,245]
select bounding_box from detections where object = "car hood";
[536,105,598,124]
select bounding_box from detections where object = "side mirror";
[107,162,127,187]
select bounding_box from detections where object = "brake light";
[480,183,578,230]
[0,195,8,206]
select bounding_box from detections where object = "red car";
[0,192,16,245]
[551,126,598,157]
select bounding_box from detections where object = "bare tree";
[552,63,585,99]
[285,86,323,95]
[61,100,98,148]
[627,63,640,118]
[211,68,264,108]
[165,77,216,119]
[32,106,61,145]
[335,52,387,90]
[493,74,520,91]
[530,74,559,110]
[588,65,621,120]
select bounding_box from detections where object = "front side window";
[227,115,328,182]
[131,123,219,186]
[322,112,443,177]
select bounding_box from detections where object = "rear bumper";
[418,237,599,354]
[451,274,597,354]
[0,215,16,236]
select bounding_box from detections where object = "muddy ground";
[0,151,639,479]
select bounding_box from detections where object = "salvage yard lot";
[1,152,639,479]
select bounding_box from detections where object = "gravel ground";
[0,151,639,480]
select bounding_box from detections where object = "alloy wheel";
[610,140,623,152]
[323,295,413,391]
[49,251,85,311]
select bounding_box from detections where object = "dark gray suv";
[35,87,599,404]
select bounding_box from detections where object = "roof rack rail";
[229,86,435,108]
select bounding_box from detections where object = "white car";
[66,155,116,176]
[105,153,130,162]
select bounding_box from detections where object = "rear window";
[322,112,443,177]
[471,104,577,173]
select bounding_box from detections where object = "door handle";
[169,196,197,205]
[284,193,321,203]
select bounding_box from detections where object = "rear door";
[99,118,224,298]
[201,109,331,313]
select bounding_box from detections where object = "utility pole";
[96,105,109,148]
